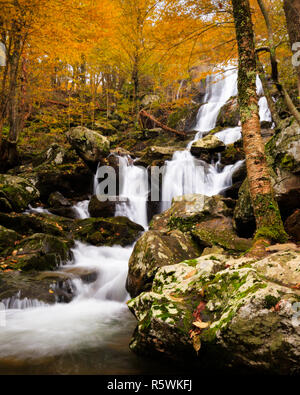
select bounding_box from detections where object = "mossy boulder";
[135,146,182,167]
[2,233,72,272]
[67,126,110,170]
[88,195,117,218]
[0,174,40,213]
[74,216,144,247]
[128,248,300,374]
[191,216,252,253]
[0,225,22,255]
[151,194,233,232]
[266,118,300,174]
[216,96,240,128]
[190,135,225,157]
[0,271,77,305]
[127,229,201,297]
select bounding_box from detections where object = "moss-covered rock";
[88,195,117,218]
[135,146,182,167]
[0,225,22,255]
[1,233,72,272]
[74,216,144,247]
[0,174,40,213]
[127,229,201,297]
[67,126,110,170]
[216,96,240,128]
[128,248,300,374]
[190,135,225,157]
[266,118,300,174]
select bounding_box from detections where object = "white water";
[115,155,149,229]
[73,200,90,219]
[0,242,133,359]
[0,68,272,366]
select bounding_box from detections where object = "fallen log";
[139,109,187,137]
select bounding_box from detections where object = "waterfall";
[115,156,149,229]
[161,69,272,210]
[0,68,273,369]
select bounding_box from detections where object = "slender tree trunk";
[232,0,287,244]
[257,0,300,125]
[283,0,300,97]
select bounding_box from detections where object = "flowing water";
[0,68,272,374]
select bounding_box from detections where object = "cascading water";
[0,67,273,374]
[115,155,149,229]
[161,68,272,210]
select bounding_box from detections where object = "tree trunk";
[283,0,300,97]
[232,0,287,244]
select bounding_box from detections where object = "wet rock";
[74,216,144,247]
[285,210,300,241]
[48,207,78,219]
[2,233,72,272]
[151,194,232,232]
[128,249,300,374]
[222,141,245,166]
[0,225,21,255]
[266,118,300,174]
[135,146,181,167]
[48,191,71,208]
[190,135,225,157]
[192,216,252,252]
[126,229,201,297]
[216,96,240,128]
[88,195,117,218]
[0,174,39,212]
[67,126,110,170]
[0,271,76,305]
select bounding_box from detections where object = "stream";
[0,68,272,374]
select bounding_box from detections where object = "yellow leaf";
[184,269,197,280]
[193,321,210,329]
[49,290,54,294]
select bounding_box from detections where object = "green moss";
[264,295,280,309]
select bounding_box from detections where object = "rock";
[74,216,144,247]
[0,212,73,239]
[285,210,300,241]
[192,216,252,252]
[0,225,21,255]
[0,271,76,305]
[48,191,71,208]
[128,250,300,374]
[67,126,110,169]
[233,179,256,238]
[266,119,300,174]
[88,195,117,218]
[167,103,200,131]
[216,96,240,128]
[48,207,78,219]
[3,233,72,272]
[190,135,225,157]
[110,147,132,157]
[135,146,181,167]
[151,194,232,232]
[0,174,40,212]
[272,168,300,219]
[222,141,245,166]
[126,229,201,297]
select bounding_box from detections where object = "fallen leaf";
[49,289,54,294]
[193,321,210,329]
[184,269,197,280]
[12,250,18,256]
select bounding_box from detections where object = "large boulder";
[216,96,240,128]
[128,247,300,374]
[190,135,225,158]
[67,126,110,169]
[74,216,144,247]
[126,229,200,297]
[0,174,40,213]
[135,146,181,167]
[1,233,72,272]
[0,225,21,256]
[88,195,117,218]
